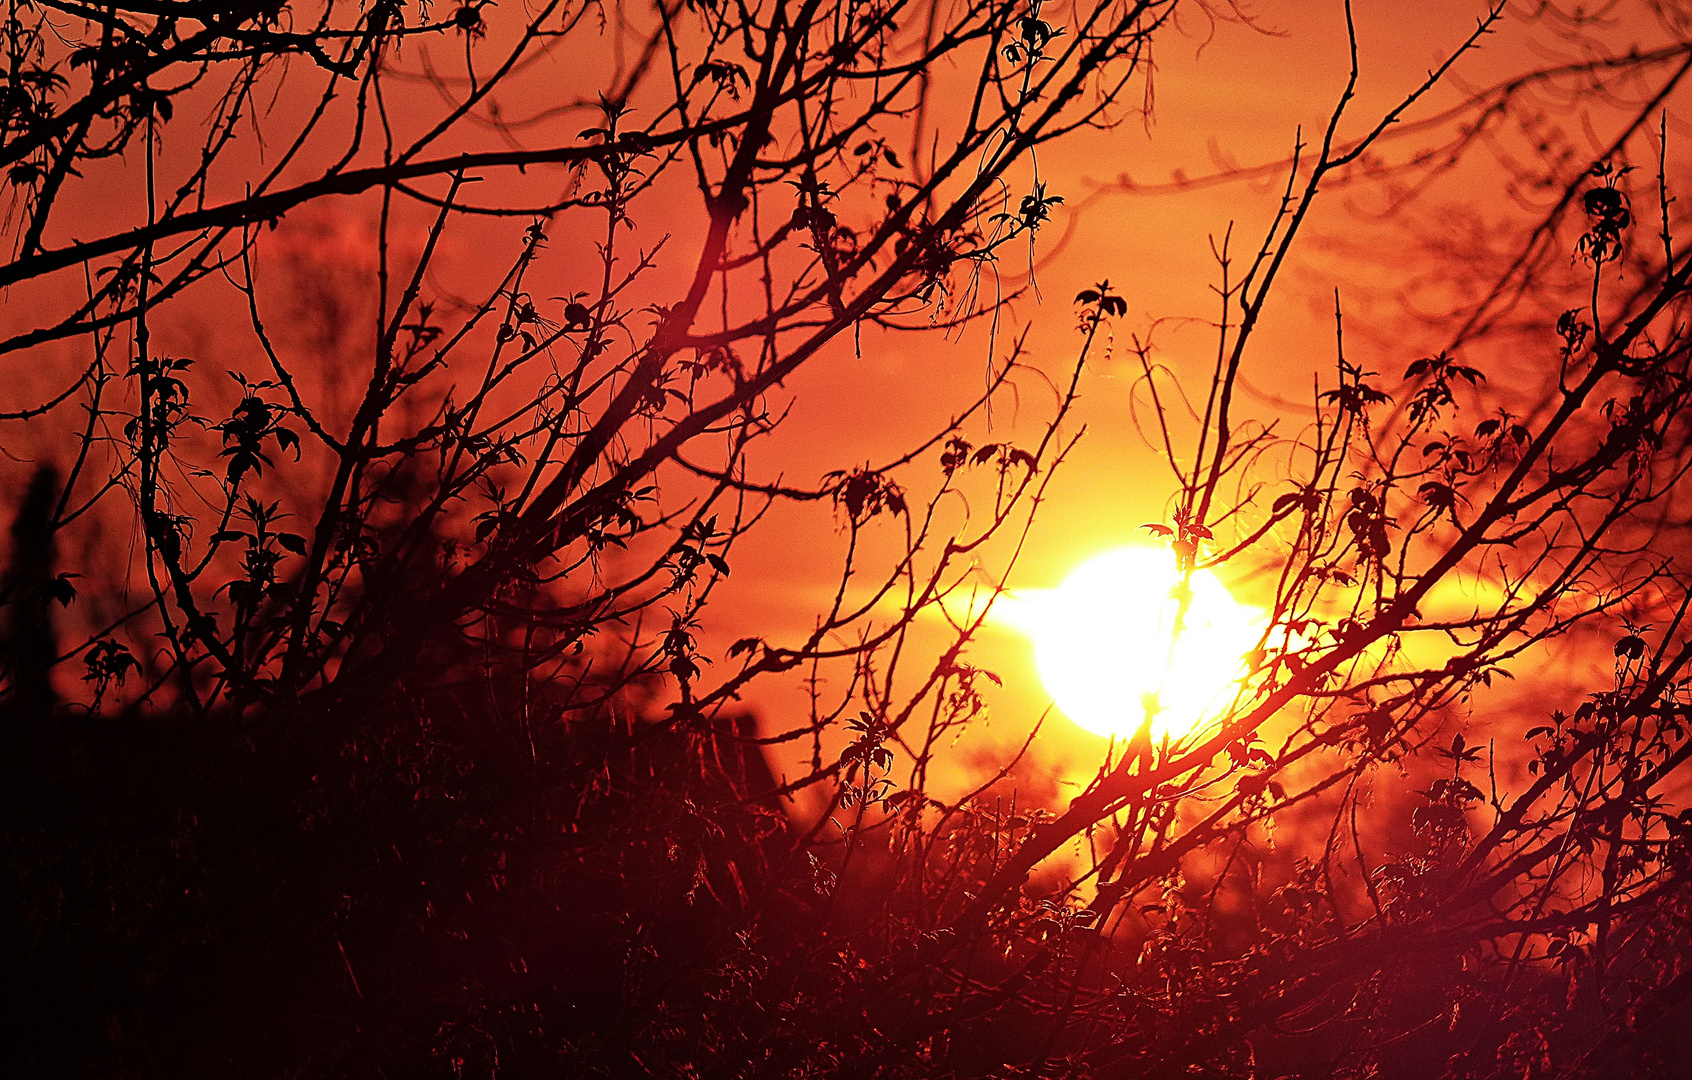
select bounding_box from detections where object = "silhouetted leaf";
[47,573,78,607]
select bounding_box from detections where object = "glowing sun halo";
[1025,547,1261,742]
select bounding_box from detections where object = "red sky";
[2,0,1680,804]
[699,1,1677,798]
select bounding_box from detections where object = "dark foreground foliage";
[8,670,1692,1078]
[4,675,798,1076]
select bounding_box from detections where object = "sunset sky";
[694,0,1676,785]
[0,1,1674,757]
[6,0,1672,762]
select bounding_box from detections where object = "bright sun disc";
[1032,547,1259,741]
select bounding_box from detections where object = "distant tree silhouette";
[6,1,1692,1079]
[1,466,61,716]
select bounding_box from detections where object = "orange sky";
[693,1,1679,800]
[2,0,1681,803]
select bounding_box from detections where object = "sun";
[1025,547,1260,742]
